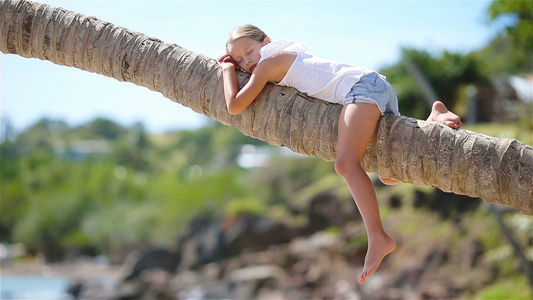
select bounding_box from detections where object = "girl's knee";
[334,158,361,178]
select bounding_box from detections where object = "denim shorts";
[343,73,400,116]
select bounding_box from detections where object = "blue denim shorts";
[343,73,400,116]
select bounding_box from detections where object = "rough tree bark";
[1,0,531,214]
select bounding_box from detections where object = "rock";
[229,265,289,299]
[288,232,339,256]
[413,189,428,209]
[123,247,180,281]
[66,280,83,299]
[388,194,402,209]
[304,191,356,234]
[229,264,288,282]
[429,190,481,219]
[116,269,176,300]
[464,239,484,269]
[175,214,299,271]
[221,214,298,257]
[176,217,224,270]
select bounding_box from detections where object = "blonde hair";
[226,24,268,52]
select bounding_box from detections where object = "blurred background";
[1,0,532,299]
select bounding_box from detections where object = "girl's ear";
[263,37,271,45]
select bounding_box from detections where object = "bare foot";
[379,176,401,185]
[427,101,462,129]
[358,233,396,283]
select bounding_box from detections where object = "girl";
[217,24,461,284]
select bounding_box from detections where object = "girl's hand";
[217,54,240,70]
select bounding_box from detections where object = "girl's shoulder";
[260,39,312,62]
[255,51,297,83]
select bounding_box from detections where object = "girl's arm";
[218,53,294,115]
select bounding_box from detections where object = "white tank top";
[258,39,376,104]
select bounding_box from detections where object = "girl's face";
[227,37,270,73]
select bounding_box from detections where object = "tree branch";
[1,0,531,214]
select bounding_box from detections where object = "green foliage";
[462,121,533,145]
[380,48,487,119]
[345,233,368,250]
[79,118,126,140]
[15,119,67,151]
[0,117,273,256]
[251,155,337,206]
[0,111,344,258]
[488,0,533,52]
[472,33,530,76]
[172,121,264,169]
[472,0,533,75]
[225,197,267,216]
[81,201,160,248]
[471,276,532,300]
[379,0,532,120]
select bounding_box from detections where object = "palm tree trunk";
[1,0,531,214]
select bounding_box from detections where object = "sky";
[1,0,508,134]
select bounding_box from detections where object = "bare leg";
[335,103,396,284]
[427,101,462,128]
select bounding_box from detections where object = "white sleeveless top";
[258,39,376,104]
